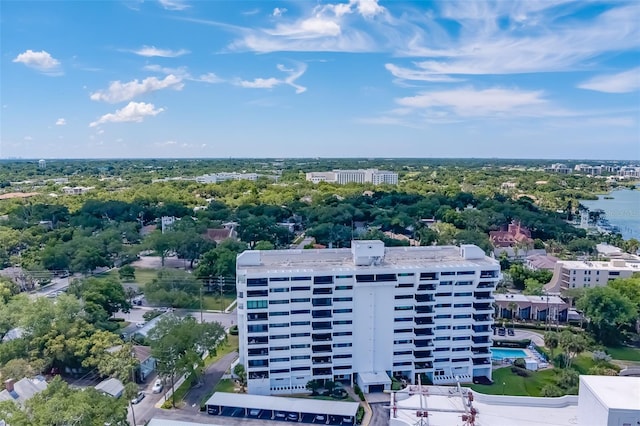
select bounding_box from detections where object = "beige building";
[545,259,639,292]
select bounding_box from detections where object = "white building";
[195,173,259,184]
[38,159,46,170]
[236,241,500,396]
[545,259,640,292]
[577,375,640,426]
[305,169,398,185]
[544,163,572,174]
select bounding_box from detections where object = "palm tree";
[507,301,518,326]
[543,331,559,361]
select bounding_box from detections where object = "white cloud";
[89,102,164,127]
[24,136,33,141]
[384,63,462,83]
[90,75,184,103]
[273,7,287,17]
[196,73,223,83]
[131,46,189,57]
[55,118,66,126]
[351,0,384,18]
[144,65,224,84]
[395,87,552,117]
[578,67,640,93]
[13,50,62,74]
[158,0,189,11]
[156,140,178,146]
[235,63,307,94]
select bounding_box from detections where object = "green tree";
[143,230,175,267]
[544,331,560,360]
[118,264,136,281]
[145,269,200,308]
[577,286,636,344]
[558,331,586,368]
[70,276,131,325]
[234,363,247,391]
[524,278,544,295]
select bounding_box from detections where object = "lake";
[580,188,640,240]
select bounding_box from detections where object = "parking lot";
[207,406,355,425]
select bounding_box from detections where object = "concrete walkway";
[344,386,372,426]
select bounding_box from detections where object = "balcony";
[414,339,433,348]
[415,306,434,314]
[247,313,269,322]
[312,321,332,330]
[413,350,433,359]
[477,282,495,289]
[414,328,434,336]
[473,303,493,313]
[472,336,491,345]
[312,298,332,307]
[313,287,333,295]
[480,271,499,279]
[474,292,493,300]
[417,284,437,291]
[473,326,492,335]
[312,368,332,376]
[473,358,491,366]
[471,348,490,356]
[414,317,434,326]
[312,310,332,319]
[414,362,433,370]
[248,336,269,345]
[312,345,332,353]
[312,333,332,342]
[248,348,269,357]
[415,294,435,303]
[473,315,492,323]
[312,356,331,365]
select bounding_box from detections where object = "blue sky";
[1,0,639,159]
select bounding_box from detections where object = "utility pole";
[218,275,224,312]
[200,284,204,324]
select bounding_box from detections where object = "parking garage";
[205,392,359,425]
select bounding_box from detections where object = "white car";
[151,379,163,393]
[131,391,145,404]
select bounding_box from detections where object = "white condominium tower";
[236,240,499,395]
[305,169,399,185]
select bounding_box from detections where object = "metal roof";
[205,392,359,417]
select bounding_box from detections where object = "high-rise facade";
[236,241,499,395]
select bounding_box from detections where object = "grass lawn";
[129,268,158,287]
[206,334,239,365]
[201,294,236,311]
[467,367,557,396]
[214,378,237,393]
[606,346,640,362]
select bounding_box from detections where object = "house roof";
[204,228,233,242]
[95,378,124,398]
[0,377,47,405]
[133,345,152,362]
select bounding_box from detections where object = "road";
[115,306,237,329]
[129,350,238,425]
[370,402,390,426]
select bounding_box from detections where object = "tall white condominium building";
[236,240,500,396]
[305,169,398,185]
[545,259,640,292]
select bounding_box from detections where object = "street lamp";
[502,382,506,395]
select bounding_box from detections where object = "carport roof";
[359,371,391,386]
[148,419,227,426]
[205,392,359,417]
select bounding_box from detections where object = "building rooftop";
[148,419,227,426]
[205,392,359,417]
[495,294,566,305]
[237,242,498,273]
[558,260,640,271]
[579,375,640,411]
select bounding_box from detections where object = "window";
[435,303,451,308]
[333,354,352,359]
[270,369,290,374]
[457,271,475,275]
[291,309,310,315]
[270,323,289,328]
[314,276,333,284]
[394,350,412,356]
[291,355,310,360]
[336,275,353,279]
[376,273,397,282]
[247,300,268,309]
[333,297,353,302]
[436,325,451,330]
[452,347,469,352]
[454,303,472,308]
[270,346,289,351]
[455,281,473,286]
[398,273,414,277]
[270,357,290,363]
[453,325,471,330]
[394,317,413,322]
[335,285,353,290]
[291,366,310,371]
[333,308,352,314]
[247,290,268,297]
[333,320,352,325]
[395,294,413,300]
[439,281,453,286]
[333,331,352,336]
[247,278,268,287]
[435,292,452,297]
[291,332,310,338]
[441,271,455,276]
[420,272,438,280]
[434,347,448,352]
[291,286,311,291]
[291,321,310,326]
[394,306,413,311]
[248,360,268,367]
[270,311,289,316]
[394,339,412,344]
[356,274,375,282]
[394,328,412,333]
[270,287,289,293]
[452,336,470,341]
[291,344,310,349]
[270,334,290,339]
[270,277,290,282]
[291,298,311,303]
[435,314,451,319]
[435,336,450,341]
[456,291,473,297]
[292,276,311,281]
[269,300,289,305]
[334,365,352,370]
[248,324,268,333]
[453,314,471,319]
[333,343,352,348]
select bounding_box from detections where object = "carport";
[205,391,359,424]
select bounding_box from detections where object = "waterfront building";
[236,241,500,395]
[544,163,572,174]
[305,169,398,185]
[545,259,640,292]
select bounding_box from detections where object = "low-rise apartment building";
[305,169,398,185]
[236,241,500,395]
[545,259,640,292]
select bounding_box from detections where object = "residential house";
[0,377,48,405]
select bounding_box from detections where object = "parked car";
[152,379,163,393]
[135,322,146,328]
[287,413,299,421]
[314,415,326,422]
[131,391,145,404]
[249,409,261,417]
[508,328,515,336]
[275,411,286,419]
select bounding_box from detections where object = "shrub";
[354,384,365,401]
[356,406,365,424]
[592,350,612,363]
[510,366,530,377]
[229,325,238,335]
[513,358,526,369]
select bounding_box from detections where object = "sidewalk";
[344,386,371,426]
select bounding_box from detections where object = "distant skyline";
[1,0,639,159]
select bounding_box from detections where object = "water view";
[580,188,640,240]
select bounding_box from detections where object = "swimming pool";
[491,348,528,360]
